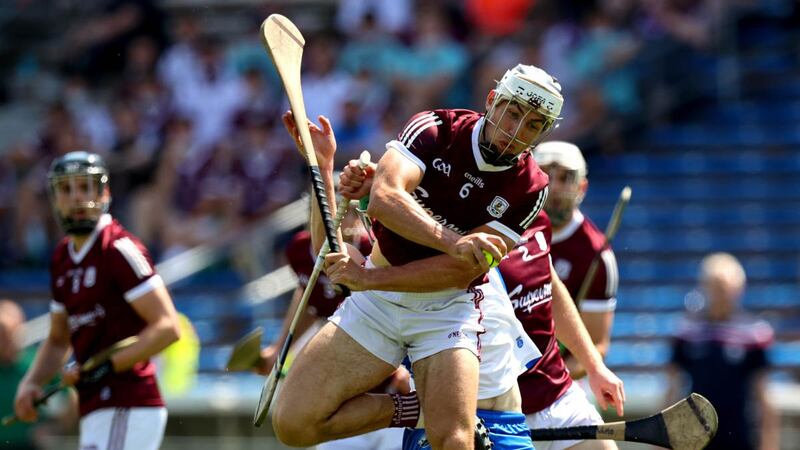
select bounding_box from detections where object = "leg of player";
[272,322,398,446]
[412,349,480,450]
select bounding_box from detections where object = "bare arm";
[21,312,71,386]
[281,112,343,255]
[564,309,614,379]
[755,371,780,450]
[110,285,180,371]
[325,225,515,292]
[15,312,72,422]
[368,149,505,266]
[551,264,625,415]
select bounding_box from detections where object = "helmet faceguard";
[47,151,110,235]
[480,64,563,166]
[533,141,587,228]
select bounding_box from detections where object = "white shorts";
[479,268,541,399]
[79,406,167,450]
[525,383,603,450]
[316,427,403,450]
[329,261,485,366]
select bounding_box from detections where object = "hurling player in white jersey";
[272,64,625,450]
[534,141,617,380]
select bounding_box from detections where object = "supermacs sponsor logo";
[411,186,467,235]
[508,282,552,313]
[68,304,106,332]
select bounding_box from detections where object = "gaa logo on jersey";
[432,158,451,176]
[487,196,510,218]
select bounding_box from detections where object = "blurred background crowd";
[2,0,793,266]
[1,0,799,449]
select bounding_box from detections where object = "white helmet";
[533,141,587,227]
[496,64,563,126]
[481,64,564,166]
[533,141,587,180]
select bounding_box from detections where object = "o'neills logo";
[68,304,106,332]
[508,283,552,313]
[464,172,485,188]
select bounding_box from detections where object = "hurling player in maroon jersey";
[493,212,621,450]
[331,156,624,450]
[273,64,624,450]
[255,191,408,450]
[14,151,180,450]
[255,208,373,376]
[534,142,618,380]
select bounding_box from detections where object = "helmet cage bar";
[481,93,557,166]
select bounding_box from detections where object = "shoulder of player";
[286,230,311,253]
[401,109,477,140]
[577,213,613,252]
[518,155,550,192]
[285,230,312,265]
[49,237,71,267]
[101,219,145,250]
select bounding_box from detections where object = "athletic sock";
[388,392,420,428]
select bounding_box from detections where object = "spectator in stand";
[336,0,412,36]
[12,103,90,262]
[63,0,166,82]
[668,253,779,450]
[391,5,469,115]
[129,115,195,251]
[170,35,247,149]
[157,14,203,93]
[300,37,356,130]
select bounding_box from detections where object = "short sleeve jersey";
[496,213,572,414]
[49,214,165,417]
[285,230,372,318]
[672,314,773,449]
[551,210,618,312]
[373,109,549,266]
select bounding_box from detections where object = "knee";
[426,423,474,450]
[271,402,324,447]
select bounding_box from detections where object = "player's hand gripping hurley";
[253,151,372,426]
[3,336,138,426]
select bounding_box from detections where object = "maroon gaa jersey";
[551,210,618,312]
[285,230,373,318]
[497,212,572,414]
[49,214,164,416]
[372,109,549,266]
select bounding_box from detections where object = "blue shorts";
[402,409,534,450]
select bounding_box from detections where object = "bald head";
[699,253,746,321]
[0,299,25,363]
